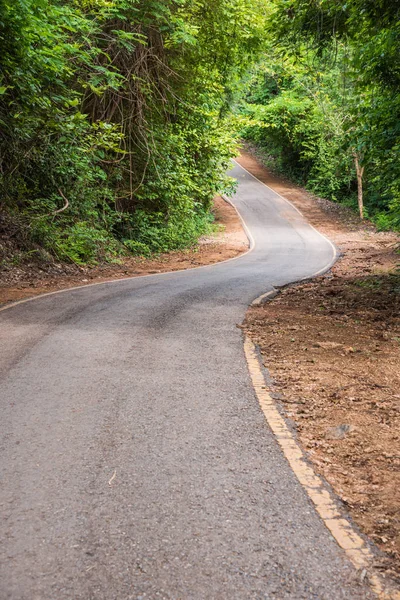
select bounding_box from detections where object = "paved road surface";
[0,163,372,599]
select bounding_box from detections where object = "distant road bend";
[0,163,372,599]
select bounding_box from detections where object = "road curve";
[0,163,371,599]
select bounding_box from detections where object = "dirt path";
[0,196,248,306]
[239,149,400,586]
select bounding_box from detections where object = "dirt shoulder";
[0,196,248,306]
[239,149,400,584]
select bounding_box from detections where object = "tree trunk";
[353,150,365,219]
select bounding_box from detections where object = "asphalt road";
[0,163,372,599]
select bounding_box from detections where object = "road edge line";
[232,157,339,270]
[221,194,255,252]
[0,196,255,315]
[243,335,400,600]
[231,158,339,306]
[251,288,279,306]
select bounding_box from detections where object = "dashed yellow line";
[244,336,400,600]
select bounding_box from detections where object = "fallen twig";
[53,189,69,215]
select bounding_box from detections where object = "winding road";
[0,163,372,599]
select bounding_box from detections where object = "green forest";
[1,0,399,265]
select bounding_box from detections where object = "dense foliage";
[0,0,266,264]
[240,0,400,228]
[1,0,399,269]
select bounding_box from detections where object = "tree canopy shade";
[0,0,267,263]
[0,0,399,267]
[239,0,400,228]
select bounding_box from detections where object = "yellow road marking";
[244,336,400,599]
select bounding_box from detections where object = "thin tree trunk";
[353,150,365,219]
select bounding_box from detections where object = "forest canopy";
[240,0,400,228]
[0,0,266,263]
[0,0,399,266]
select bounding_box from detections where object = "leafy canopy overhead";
[239,0,400,228]
[1,0,399,269]
[0,0,268,263]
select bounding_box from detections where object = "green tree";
[0,0,268,265]
[240,0,400,228]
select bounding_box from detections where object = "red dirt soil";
[0,196,248,306]
[239,148,400,586]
